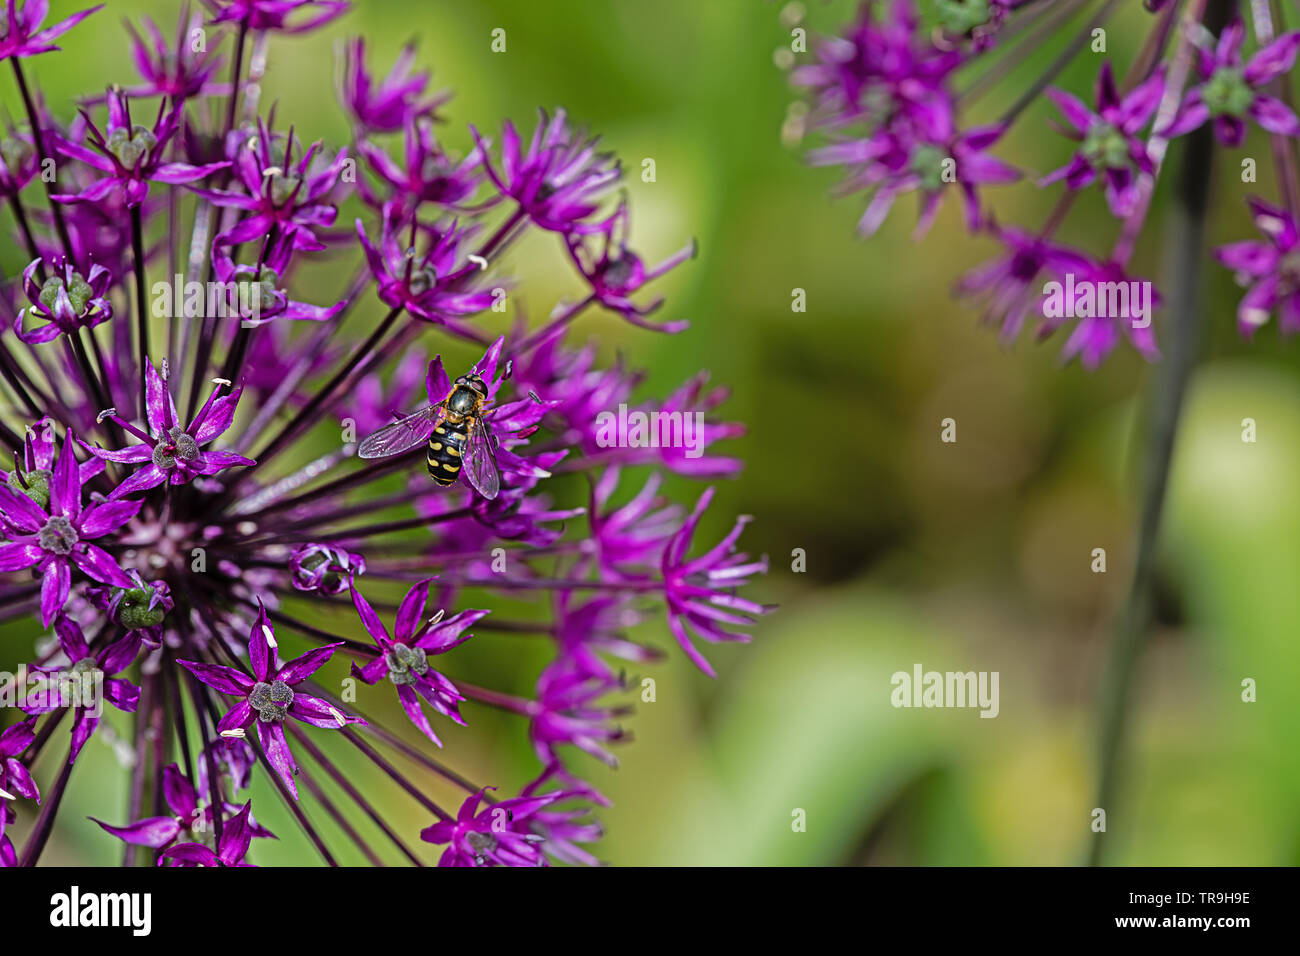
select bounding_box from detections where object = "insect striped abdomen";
[427,420,468,485]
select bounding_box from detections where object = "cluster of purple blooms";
[788,0,1300,366]
[0,0,767,867]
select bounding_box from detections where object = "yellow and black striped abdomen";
[427,419,468,485]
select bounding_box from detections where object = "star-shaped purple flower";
[178,604,363,799]
[1163,20,1300,146]
[471,108,621,235]
[420,787,558,867]
[13,255,112,345]
[661,487,769,677]
[22,614,141,762]
[1041,62,1165,217]
[93,763,274,854]
[85,360,253,499]
[0,720,40,852]
[53,90,228,208]
[349,578,483,745]
[0,432,139,626]
[158,801,259,867]
[1214,196,1300,336]
[0,0,101,61]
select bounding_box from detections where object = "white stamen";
[0,786,16,801]
[211,377,232,387]
[220,728,246,739]
[427,609,445,627]
[262,624,277,648]
[467,254,489,270]
[96,407,117,423]
[328,706,346,727]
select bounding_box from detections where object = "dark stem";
[1086,62,1219,867]
[9,58,76,262]
[131,204,150,417]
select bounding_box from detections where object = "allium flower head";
[0,8,766,871]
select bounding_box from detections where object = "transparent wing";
[357,404,445,459]
[462,418,501,500]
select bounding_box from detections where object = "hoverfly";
[357,369,501,500]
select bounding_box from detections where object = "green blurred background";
[3,0,1299,866]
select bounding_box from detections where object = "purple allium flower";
[158,800,259,867]
[471,109,621,234]
[340,38,448,133]
[661,487,769,677]
[419,787,557,867]
[52,90,227,207]
[1038,258,1161,369]
[1041,63,1165,217]
[122,9,227,101]
[201,0,347,34]
[0,434,139,626]
[179,605,363,799]
[1163,20,1300,146]
[193,120,349,248]
[0,12,765,869]
[356,203,495,327]
[85,360,253,498]
[13,256,112,345]
[956,222,1092,344]
[1214,196,1300,335]
[349,577,481,745]
[212,226,345,325]
[357,115,484,213]
[0,720,40,853]
[92,763,274,854]
[0,0,101,61]
[22,614,141,761]
[565,199,695,332]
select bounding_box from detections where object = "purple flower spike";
[420,787,559,867]
[84,360,253,498]
[1214,196,1300,336]
[349,577,483,745]
[1041,62,1165,217]
[1163,20,1300,146]
[0,1,101,61]
[0,433,139,626]
[178,604,363,800]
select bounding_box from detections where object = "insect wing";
[357,404,446,459]
[462,418,501,500]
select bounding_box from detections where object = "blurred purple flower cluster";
[0,0,768,867]
[787,0,1300,365]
